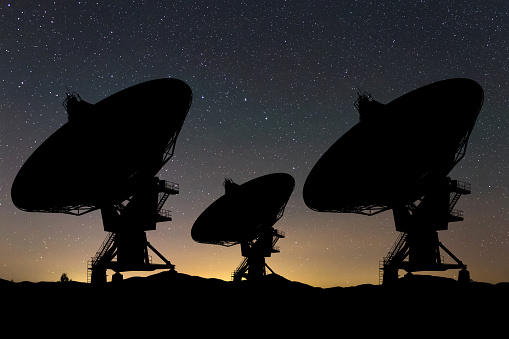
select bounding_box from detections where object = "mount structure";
[192,173,295,281]
[303,78,484,284]
[11,79,192,284]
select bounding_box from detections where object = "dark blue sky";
[1,1,507,286]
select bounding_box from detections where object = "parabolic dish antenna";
[303,78,484,284]
[12,78,192,215]
[11,78,192,284]
[192,173,295,245]
[192,173,295,280]
[303,78,483,215]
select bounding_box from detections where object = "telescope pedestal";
[89,178,178,284]
[232,227,284,281]
[380,178,471,285]
[89,231,175,285]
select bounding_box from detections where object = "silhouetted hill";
[2,272,508,333]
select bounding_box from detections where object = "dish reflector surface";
[303,78,483,214]
[12,78,192,214]
[191,173,295,245]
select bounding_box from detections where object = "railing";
[449,192,462,211]
[449,181,470,213]
[92,232,116,263]
[156,181,179,213]
[274,229,285,238]
[232,257,248,280]
[157,208,172,220]
[87,232,116,283]
[454,180,471,193]
[161,181,179,194]
[384,232,408,266]
[378,261,386,285]
[450,209,463,219]
[87,260,93,283]
[378,232,408,284]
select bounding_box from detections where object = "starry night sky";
[1,1,507,287]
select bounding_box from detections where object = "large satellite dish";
[12,78,191,215]
[192,173,295,280]
[304,78,483,215]
[11,78,192,284]
[303,78,483,284]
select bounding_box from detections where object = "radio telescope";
[303,78,483,284]
[12,78,192,284]
[191,173,295,281]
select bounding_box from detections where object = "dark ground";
[2,271,508,334]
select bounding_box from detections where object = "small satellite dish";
[192,173,295,280]
[11,78,192,284]
[192,173,295,245]
[303,78,484,284]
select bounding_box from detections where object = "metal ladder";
[379,232,408,284]
[87,232,116,283]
